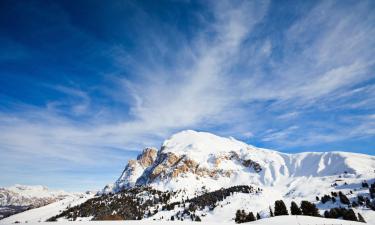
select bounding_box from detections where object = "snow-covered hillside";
[0,193,93,224]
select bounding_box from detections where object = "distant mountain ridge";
[0,184,79,220]
[0,184,71,207]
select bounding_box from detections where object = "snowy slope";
[0,193,93,224]
[0,185,88,220]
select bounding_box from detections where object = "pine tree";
[339,192,350,205]
[324,210,330,218]
[235,210,247,223]
[274,200,288,216]
[290,201,302,215]
[370,183,375,198]
[342,209,357,221]
[256,212,261,220]
[235,210,242,223]
[321,195,331,204]
[300,201,320,217]
[246,212,256,222]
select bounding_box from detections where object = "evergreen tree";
[290,201,302,215]
[370,183,375,199]
[274,200,288,216]
[362,181,369,188]
[300,201,320,217]
[256,212,261,220]
[235,210,247,223]
[320,195,331,204]
[246,212,256,222]
[339,192,350,205]
[357,213,366,223]
[235,210,242,223]
[342,209,357,221]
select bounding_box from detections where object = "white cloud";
[0,0,271,165]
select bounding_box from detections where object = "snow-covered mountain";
[96,130,375,223]
[105,130,375,194]
[0,185,82,220]
[0,185,71,207]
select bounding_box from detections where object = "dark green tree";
[300,201,320,217]
[235,210,247,223]
[246,212,256,222]
[274,200,288,216]
[342,209,357,221]
[370,183,375,198]
[339,192,350,205]
[290,201,302,215]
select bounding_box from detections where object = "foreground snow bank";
[0,216,365,225]
[251,215,364,224]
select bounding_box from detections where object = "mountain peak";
[161,130,250,162]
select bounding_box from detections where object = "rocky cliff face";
[102,147,157,193]
[136,150,262,187]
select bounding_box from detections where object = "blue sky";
[0,0,374,191]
